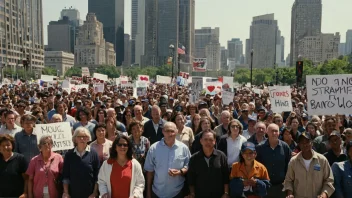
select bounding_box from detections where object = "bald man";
[143,105,166,145]
[256,123,292,198]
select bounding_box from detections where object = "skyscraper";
[123,34,131,66]
[135,0,145,66]
[298,33,340,64]
[339,43,346,56]
[142,0,194,67]
[220,47,228,70]
[227,38,243,64]
[60,7,82,26]
[131,0,138,64]
[47,17,74,53]
[290,0,322,65]
[195,27,220,58]
[346,30,352,55]
[0,0,44,70]
[248,14,279,68]
[88,0,124,66]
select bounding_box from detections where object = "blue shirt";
[332,160,352,198]
[14,131,40,164]
[47,109,56,120]
[255,140,291,185]
[73,122,96,141]
[144,139,191,198]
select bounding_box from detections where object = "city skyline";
[43,0,352,59]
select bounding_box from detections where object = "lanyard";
[42,158,54,178]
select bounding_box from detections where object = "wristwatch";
[224,192,229,195]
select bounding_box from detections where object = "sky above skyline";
[43,0,351,58]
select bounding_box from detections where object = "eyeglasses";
[77,136,89,139]
[230,125,240,129]
[41,142,53,146]
[117,143,129,148]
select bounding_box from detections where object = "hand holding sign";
[34,122,73,151]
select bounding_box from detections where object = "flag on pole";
[178,43,186,55]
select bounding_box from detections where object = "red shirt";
[109,159,132,198]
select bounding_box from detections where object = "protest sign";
[268,86,292,113]
[222,77,233,91]
[205,81,222,95]
[222,91,234,105]
[94,84,104,93]
[176,76,186,86]
[34,122,73,151]
[81,67,90,77]
[138,75,150,82]
[93,73,108,82]
[156,75,172,84]
[41,75,55,82]
[74,84,89,91]
[306,74,352,115]
[136,81,148,96]
[115,78,120,86]
[121,82,133,88]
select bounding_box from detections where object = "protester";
[92,108,106,125]
[229,141,270,198]
[342,128,352,154]
[62,127,100,198]
[248,121,267,145]
[284,132,335,198]
[144,122,191,198]
[213,111,231,137]
[0,134,28,198]
[105,116,127,141]
[306,122,320,140]
[281,127,298,153]
[256,123,291,198]
[189,113,201,134]
[323,131,347,166]
[15,114,40,164]
[26,135,64,198]
[98,135,145,198]
[143,105,166,145]
[89,123,113,165]
[314,116,339,154]
[173,112,194,149]
[73,107,96,141]
[217,119,247,168]
[187,129,229,198]
[191,117,214,154]
[0,110,22,136]
[331,140,352,198]
[129,121,150,166]
[134,105,150,125]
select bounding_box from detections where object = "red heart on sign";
[140,77,148,81]
[207,86,215,92]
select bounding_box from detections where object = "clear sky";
[43,0,351,58]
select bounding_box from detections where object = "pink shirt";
[26,152,63,198]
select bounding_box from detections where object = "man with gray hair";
[143,105,166,145]
[144,122,191,198]
[213,111,231,137]
[134,105,149,125]
[106,108,127,132]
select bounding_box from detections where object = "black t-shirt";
[0,152,27,197]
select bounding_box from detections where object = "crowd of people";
[0,82,351,198]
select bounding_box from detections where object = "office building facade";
[47,17,74,53]
[290,0,322,65]
[44,51,74,76]
[227,38,243,64]
[88,0,124,66]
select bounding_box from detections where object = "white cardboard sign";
[222,91,234,105]
[307,75,352,115]
[268,86,293,113]
[34,122,73,151]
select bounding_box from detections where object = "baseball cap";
[328,130,341,140]
[241,142,256,152]
[298,132,312,141]
[248,116,257,122]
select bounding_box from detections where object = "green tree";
[95,65,121,78]
[42,66,57,76]
[64,67,82,77]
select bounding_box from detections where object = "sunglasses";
[230,125,240,129]
[117,143,129,148]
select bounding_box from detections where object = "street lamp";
[250,49,254,88]
[169,44,175,83]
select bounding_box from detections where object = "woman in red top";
[98,136,145,198]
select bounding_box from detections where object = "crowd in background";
[0,82,352,198]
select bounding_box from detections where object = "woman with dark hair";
[191,117,214,154]
[0,134,27,197]
[189,114,201,135]
[186,104,198,121]
[98,136,145,198]
[89,123,113,165]
[92,109,106,125]
[287,116,304,143]
[229,142,270,198]
[123,109,133,132]
[281,127,298,155]
[129,121,150,166]
[106,116,128,141]
[73,107,96,141]
[306,122,320,140]
[218,119,247,168]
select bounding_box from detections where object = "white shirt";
[0,124,22,137]
[74,145,91,157]
[226,134,247,167]
[303,158,312,171]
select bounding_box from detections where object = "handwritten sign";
[93,73,108,82]
[34,122,73,151]
[222,91,234,105]
[81,67,90,77]
[307,75,352,115]
[268,86,292,113]
[205,81,222,95]
[136,81,147,96]
[94,84,104,93]
[156,75,172,84]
